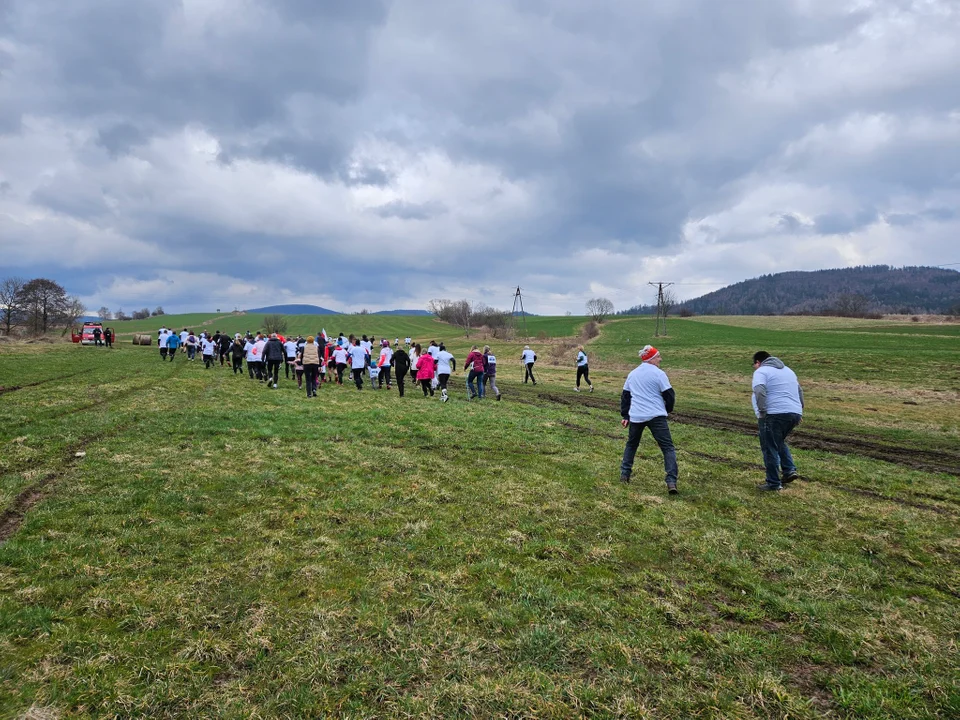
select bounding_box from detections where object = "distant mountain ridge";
[246,304,340,315]
[620,266,960,316]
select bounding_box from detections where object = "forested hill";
[621,266,960,316]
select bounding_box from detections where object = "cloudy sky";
[2,0,958,315]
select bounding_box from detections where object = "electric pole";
[511,286,528,338]
[648,282,674,337]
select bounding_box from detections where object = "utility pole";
[511,286,528,338]
[648,282,674,337]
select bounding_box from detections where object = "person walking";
[165,329,181,360]
[392,345,410,398]
[465,345,486,400]
[521,345,537,385]
[184,332,199,361]
[408,344,420,385]
[619,345,678,494]
[283,336,298,379]
[93,326,103,347]
[378,340,393,389]
[415,344,436,397]
[230,336,245,374]
[483,345,501,401]
[263,333,285,388]
[332,343,348,385]
[435,343,456,402]
[575,345,594,392]
[752,351,804,492]
[348,338,368,390]
[201,335,217,368]
[104,327,113,348]
[218,332,231,367]
[244,334,260,378]
[301,335,321,397]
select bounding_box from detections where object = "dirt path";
[531,391,960,477]
[113,312,245,337]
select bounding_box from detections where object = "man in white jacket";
[752,351,804,491]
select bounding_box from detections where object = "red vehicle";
[80,322,104,345]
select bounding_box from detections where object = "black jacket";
[263,338,285,362]
[392,349,410,377]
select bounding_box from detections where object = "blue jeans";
[759,413,800,487]
[467,370,485,398]
[621,416,678,486]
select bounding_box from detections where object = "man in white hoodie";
[752,351,804,492]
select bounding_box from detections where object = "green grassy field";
[1,316,958,718]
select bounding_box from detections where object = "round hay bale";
[133,334,153,346]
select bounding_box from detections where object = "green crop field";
[1,316,958,718]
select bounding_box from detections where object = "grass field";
[1,316,958,718]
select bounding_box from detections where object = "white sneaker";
[441,394,448,403]
[273,383,278,388]
[589,385,593,392]
[574,387,580,392]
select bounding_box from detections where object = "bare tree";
[449,299,473,336]
[661,289,676,317]
[61,296,86,336]
[115,308,127,321]
[427,299,453,321]
[585,297,614,323]
[153,306,165,316]
[263,314,288,335]
[21,278,70,335]
[0,276,26,336]
[97,306,112,321]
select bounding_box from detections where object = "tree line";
[0,277,86,337]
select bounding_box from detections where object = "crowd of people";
[154,327,530,402]
[154,326,804,495]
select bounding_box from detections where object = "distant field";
[1,317,957,718]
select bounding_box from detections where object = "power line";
[648,282,674,337]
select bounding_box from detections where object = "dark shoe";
[782,473,799,484]
[667,482,678,495]
[756,482,783,492]
[620,475,630,484]
[496,393,501,401]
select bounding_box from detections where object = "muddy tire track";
[529,391,960,478]
[0,370,94,396]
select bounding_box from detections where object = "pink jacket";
[415,353,436,381]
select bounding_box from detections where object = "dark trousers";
[524,362,537,384]
[304,364,319,397]
[285,357,295,378]
[759,414,801,487]
[167,348,177,360]
[379,366,391,388]
[232,357,243,374]
[187,346,196,360]
[336,363,347,384]
[203,354,214,368]
[396,373,405,397]
[352,368,364,389]
[266,360,282,385]
[438,373,450,391]
[576,365,591,387]
[621,416,678,486]
[160,347,168,360]
[420,379,434,396]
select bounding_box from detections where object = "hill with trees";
[619,266,960,316]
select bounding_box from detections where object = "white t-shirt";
[201,338,216,355]
[284,340,298,358]
[349,345,368,369]
[159,331,169,347]
[436,350,455,375]
[622,363,672,423]
[428,345,440,359]
[577,351,588,367]
[180,331,189,344]
[752,364,803,415]
[368,366,380,379]
[522,349,537,363]
[379,347,393,366]
[333,347,348,364]
[360,340,372,353]
[404,337,412,345]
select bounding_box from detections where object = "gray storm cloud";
[1,0,958,314]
